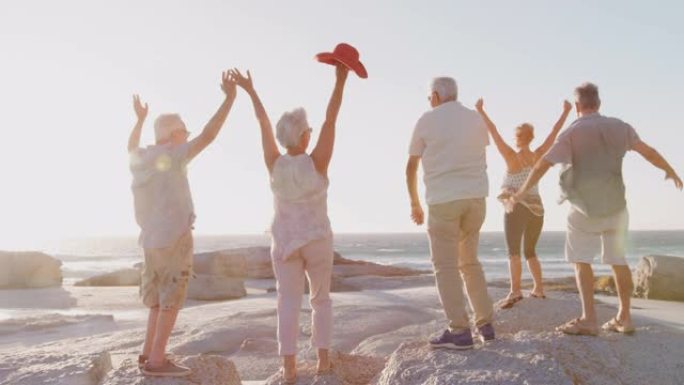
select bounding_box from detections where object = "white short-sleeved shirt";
[409,101,490,205]
[130,142,195,249]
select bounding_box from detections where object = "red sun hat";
[315,43,368,79]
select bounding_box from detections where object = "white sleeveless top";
[269,154,332,261]
[499,167,544,216]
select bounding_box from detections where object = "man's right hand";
[411,204,424,226]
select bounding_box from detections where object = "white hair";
[430,77,458,101]
[154,113,184,142]
[276,108,309,148]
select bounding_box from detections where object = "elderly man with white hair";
[128,72,237,377]
[512,82,682,336]
[406,77,495,350]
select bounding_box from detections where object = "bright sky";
[1,0,682,248]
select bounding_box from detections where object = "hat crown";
[333,43,359,61]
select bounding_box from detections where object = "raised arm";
[187,71,237,160]
[128,94,148,152]
[406,155,424,225]
[231,69,280,173]
[311,64,349,176]
[632,141,683,190]
[475,98,517,167]
[534,100,572,157]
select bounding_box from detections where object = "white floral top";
[269,154,332,261]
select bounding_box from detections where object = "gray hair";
[276,107,309,148]
[574,82,601,110]
[430,77,458,101]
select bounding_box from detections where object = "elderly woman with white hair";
[475,98,572,309]
[230,64,349,383]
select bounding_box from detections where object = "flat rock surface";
[101,355,241,385]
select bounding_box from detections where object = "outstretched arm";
[230,69,280,173]
[311,64,349,176]
[475,98,517,167]
[632,141,683,190]
[406,155,424,225]
[535,100,572,157]
[128,94,148,152]
[187,71,237,160]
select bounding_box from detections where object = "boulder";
[187,274,246,301]
[0,251,62,289]
[101,355,241,385]
[264,351,385,385]
[374,341,571,385]
[74,268,141,287]
[332,255,426,278]
[0,351,111,385]
[194,247,271,279]
[634,255,684,301]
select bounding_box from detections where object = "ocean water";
[37,231,684,285]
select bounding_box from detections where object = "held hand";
[475,98,484,113]
[666,170,683,190]
[563,100,572,114]
[411,204,424,226]
[221,71,237,99]
[335,63,349,82]
[229,68,254,92]
[133,94,148,122]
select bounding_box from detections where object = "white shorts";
[565,206,629,266]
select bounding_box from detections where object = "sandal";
[142,359,191,377]
[556,318,598,336]
[499,294,523,309]
[529,293,546,299]
[138,354,172,371]
[602,317,635,335]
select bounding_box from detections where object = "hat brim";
[315,52,368,79]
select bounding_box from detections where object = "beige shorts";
[565,207,629,266]
[140,231,194,310]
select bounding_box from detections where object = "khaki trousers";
[428,198,493,332]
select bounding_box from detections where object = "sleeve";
[624,123,641,151]
[408,118,425,156]
[543,131,572,165]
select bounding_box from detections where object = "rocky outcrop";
[0,251,62,289]
[0,351,111,385]
[634,255,684,301]
[193,247,426,282]
[332,254,427,278]
[186,275,246,301]
[101,355,241,385]
[74,268,141,287]
[264,351,385,385]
